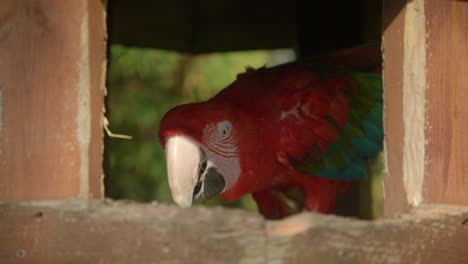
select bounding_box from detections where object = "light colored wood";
[1,199,468,264]
[0,0,106,200]
[402,0,427,207]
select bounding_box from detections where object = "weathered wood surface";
[0,0,106,200]
[383,0,468,217]
[1,200,467,264]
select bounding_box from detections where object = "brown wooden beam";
[1,199,468,263]
[382,0,408,217]
[0,0,106,200]
[383,0,468,217]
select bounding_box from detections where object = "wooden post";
[0,0,106,200]
[383,0,468,217]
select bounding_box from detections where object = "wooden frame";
[1,0,468,263]
[0,0,106,200]
[383,0,468,217]
[2,200,468,263]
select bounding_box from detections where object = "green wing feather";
[295,72,383,180]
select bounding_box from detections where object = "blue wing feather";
[295,72,383,180]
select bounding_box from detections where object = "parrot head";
[158,101,244,208]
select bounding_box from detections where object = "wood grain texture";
[423,0,468,204]
[1,199,468,264]
[383,0,468,215]
[0,0,105,200]
[382,0,409,217]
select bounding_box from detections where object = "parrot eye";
[217,121,231,139]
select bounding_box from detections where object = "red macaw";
[158,46,382,219]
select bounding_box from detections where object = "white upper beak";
[165,136,200,208]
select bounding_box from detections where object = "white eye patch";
[217,120,232,139]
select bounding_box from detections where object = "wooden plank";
[1,200,467,263]
[423,0,468,204]
[0,0,106,200]
[383,0,468,216]
[382,0,409,217]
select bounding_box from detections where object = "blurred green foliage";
[105,45,276,211]
[368,153,384,218]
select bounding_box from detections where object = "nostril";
[193,164,204,200]
[193,181,202,198]
[199,160,207,175]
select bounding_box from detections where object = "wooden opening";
[1,0,468,262]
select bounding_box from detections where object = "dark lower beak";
[193,167,225,201]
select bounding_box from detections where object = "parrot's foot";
[252,176,350,218]
[301,177,350,214]
[252,188,304,219]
